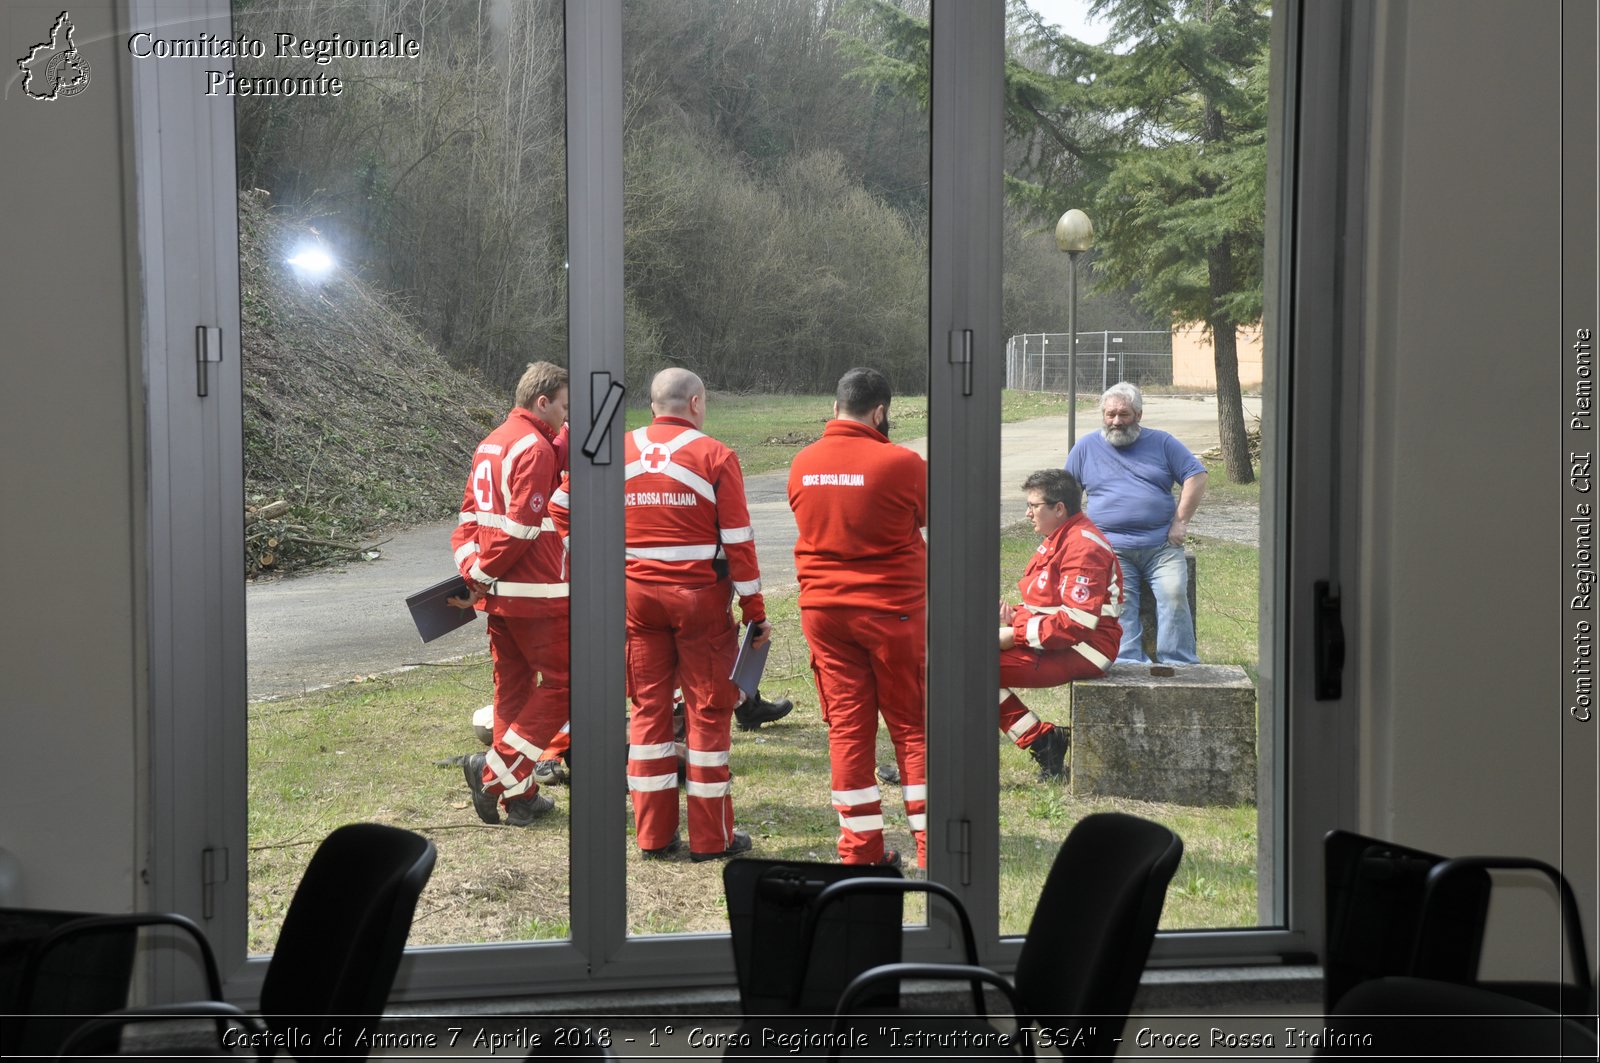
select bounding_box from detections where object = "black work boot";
[463,752,501,824]
[735,690,794,731]
[1028,726,1070,781]
[503,791,556,827]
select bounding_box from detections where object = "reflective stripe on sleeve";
[458,512,477,525]
[454,542,479,565]
[720,525,755,543]
[1073,642,1112,670]
[1026,604,1063,615]
[733,578,762,596]
[1080,528,1115,554]
[1026,615,1046,649]
[1066,607,1099,629]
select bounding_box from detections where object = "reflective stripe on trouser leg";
[999,692,1047,748]
[625,587,682,850]
[486,613,570,799]
[671,581,740,856]
[803,605,926,865]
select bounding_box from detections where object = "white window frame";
[138,0,1362,1000]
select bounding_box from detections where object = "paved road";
[247,396,1259,699]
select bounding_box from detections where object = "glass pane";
[621,0,931,935]
[997,0,1272,933]
[237,0,571,949]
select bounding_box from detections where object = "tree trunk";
[1208,238,1255,484]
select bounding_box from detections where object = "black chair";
[1324,831,1596,1021]
[1318,976,1600,1060]
[824,813,1184,1060]
[53,822,437,1059]
[2,910,222,1057]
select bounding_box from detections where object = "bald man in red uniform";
[788,367,926,869]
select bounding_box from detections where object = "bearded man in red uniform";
[452,361,570,827]
[788,368,927,869]
[624,368,770,861]
[998,468,1124,780]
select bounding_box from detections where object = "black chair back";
[258,823,437,1055]
[723,858,902,1014]
[1012,812,1183,1056]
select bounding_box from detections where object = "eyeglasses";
[1024,499,1060,512]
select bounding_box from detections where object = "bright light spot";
[286,245,336,277]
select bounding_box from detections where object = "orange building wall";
[1171,325,1264,389]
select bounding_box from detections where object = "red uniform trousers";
[801,606,927,867]
[997,645,1101,749]
[482,611,570,803]
[625,580,739,856]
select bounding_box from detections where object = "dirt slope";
[238,190,502,576]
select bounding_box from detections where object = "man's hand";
[1167,518,1189,546]
[998,601,1016,625]
[750,618,773,647]
[998,625,1016,651]
[447,584,486,609]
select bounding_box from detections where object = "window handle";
[1314,580,1344,700]
[581,374,626,464]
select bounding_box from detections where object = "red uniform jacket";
[451,408,567,618]
[624,417,765,623]
[788,419,927,614]
[1014,511,1124,672]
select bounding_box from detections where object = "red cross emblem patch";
[641,443,671,472]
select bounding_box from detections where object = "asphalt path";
[246,395,1259,700]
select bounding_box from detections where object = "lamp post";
[1055,208,1094,448]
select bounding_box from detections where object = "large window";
[139,0,1354,998]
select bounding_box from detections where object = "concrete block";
[1070,663,1256,806]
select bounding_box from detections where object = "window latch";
[581,373,626,465]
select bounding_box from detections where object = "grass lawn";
[627,390,1091,476]
[248,522,1261,952]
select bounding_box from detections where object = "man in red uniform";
[451,361,570,827]
[788,368,926,869]
[998,468,1124,780]
[625,368,770,861]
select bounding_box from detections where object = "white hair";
[1101,381,1143,414]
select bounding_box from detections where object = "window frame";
[139,0,1364,1001]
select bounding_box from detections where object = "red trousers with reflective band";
[625,580,740,855]
[483,611,570,802]
[801,606,926,867]
[997,645,1100,748]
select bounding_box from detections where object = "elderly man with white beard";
[1065,382,1208,664]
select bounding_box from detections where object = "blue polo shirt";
[1064,428,1206,550]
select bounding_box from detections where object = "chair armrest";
[54,1000,256,1057]
[827,963,1035,1062]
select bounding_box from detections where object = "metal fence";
[1005,331,1174,393]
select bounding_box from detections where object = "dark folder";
[406,574,479,643]
[729,622,771,700]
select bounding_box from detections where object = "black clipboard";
[405,574,479,643]
[729,622,770,700]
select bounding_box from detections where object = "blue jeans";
[1115,543,1199,664]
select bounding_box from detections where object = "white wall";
[1359,0,1595,977]
[0,1,144,911]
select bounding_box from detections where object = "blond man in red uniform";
[625,368,769,861]
[788,368,926,869]
[998,468,1124,780]
[451,362,570,827]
